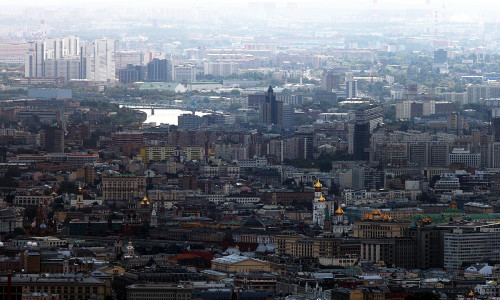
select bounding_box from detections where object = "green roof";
[139,82,180,90]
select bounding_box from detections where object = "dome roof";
[318,195,325,202]
[372,208,381,216]
[243,217,265,228]
[314,180,322,188]
[335,206,344,215]
[140,196,150,205]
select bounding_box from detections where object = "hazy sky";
[3,0,500,9]
[3,0,500,22]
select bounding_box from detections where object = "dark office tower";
[434,49,448,64]
[353,122,370,161]
[259,86,283,126]
[296,132,314,159]
[282,104,294,131]
[0,147,6,163]
[44,126,64,153]
[493,118,500,142]
[118,64,145,84]
[147,59,172,82]
[321,70,341,92]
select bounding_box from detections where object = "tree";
[429,175,441,188]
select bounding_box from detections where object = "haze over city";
[2,1,500,300]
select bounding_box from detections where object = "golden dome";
[314,180,322,188]
[318,195,325,202]
[468,291,474,297]
[423,216,432,223]
[450,202,457,209]
[141,196,150,205]
[335,206,344,215]
[372,208,381,216]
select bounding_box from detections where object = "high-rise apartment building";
[434,49,448,65]
[321,70,341,92]
[173,64,196,83]
[25,36,80,78]
[147,58,172,82]
[118,64,146,84]
[25,36,118,83]
[204,61,238,77]
[81,38,116,82]
[43,126,64,153]
[178,114,202,130]
[346,80,358,99]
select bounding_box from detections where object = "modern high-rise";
[25,36,80,78]
[321,70,341,92]
[43,126,65,153]
[346,80,358,99]
[259,86,283,127]
[178,114,202,130]
[118,64,146,84]
[282,104,294,131]
[173,64,196,83]
[349,105,383,160]
[147,58,172,82]
[81,38,116,82]
[44,58,82,82]
[434,49,448,65]
[352,122,370,161]
[204,61,238,77]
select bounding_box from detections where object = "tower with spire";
[312,179,326,228]
[259,85,283,127]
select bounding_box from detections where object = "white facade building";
[82,39,116,82]
[312,180,326,228]
[444,225,500,270]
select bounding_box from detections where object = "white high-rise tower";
[81,38,116,82]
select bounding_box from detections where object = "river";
[134,108,207,126]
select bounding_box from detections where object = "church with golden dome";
[312,179,327,228]
[331,203,353,237]
[362,208,393,221]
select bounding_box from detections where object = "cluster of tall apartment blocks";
[25,36,116,83]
